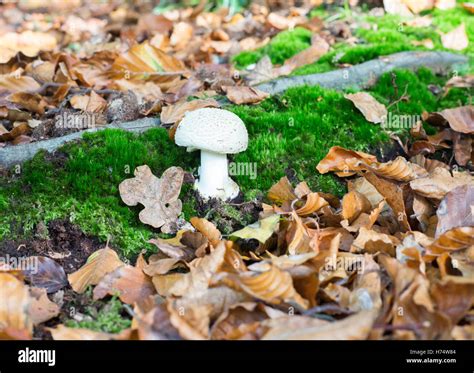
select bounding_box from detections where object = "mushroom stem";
[196,150,239,200]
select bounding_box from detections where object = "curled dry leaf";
[167,300,210,340]
[428,227,474,255]
[68,247,124,294]
[364,172,411,232]
[342,191,372,223]
[226,264,309,310]
[166,242,226,298]
[436,106,473,134]
[190,217,221,247]
[223,86,269,105]
[93,265,155,305]
[344,92,388,124]
[409,168,474,200]
[316,146,377,176]
[111,42,186,79]
[119,166,184,233]
[0,273,32,336]
[148,231,195,261]
[352,227,399,256]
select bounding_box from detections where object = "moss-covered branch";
[256,51,468,95]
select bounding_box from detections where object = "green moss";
[282,6,473,76]
[65,294,131,334]
[232,27,312,69]
[0,128,198,258]
[229,84,390,197]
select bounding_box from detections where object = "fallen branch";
[255,51,468,95]
[0,118,161,168]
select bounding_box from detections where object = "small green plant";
[65,295,131,334]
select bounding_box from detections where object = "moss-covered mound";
[1,68,470,258]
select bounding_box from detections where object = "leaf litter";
[0,0,473,342]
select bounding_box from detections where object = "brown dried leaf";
[68,248,124,293]
[342,191,372,223]
[70,91,107,113]
[410,168,474,200]
[190,217,221,247]
[428,227,474,254]
[111,42,186,79]
[228,264,309,310]
[28,287,60,325]
[119,166,184,233]
[436,185,474,237]
[316,146,377,176]
[223,86,269,105]
[262,309,378,340]
[364,172,411,232]
[345,92,388,124]
[48,324,131,340]
[93,265,155,305]
[160,98,219,124]
[0,273,32,336]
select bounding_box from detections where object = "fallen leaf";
[345,92,388,124]
[93,265,155,305]
[436,185,474,237]
[111,42,186,79]
[410,168,474,200]
[262,309,378,340]
[316,146,377,176]
[0,31,57,64]
[21,256,68,293]
[223,86,269,105]
[364,172,411,232]
[428,227,474,254]
[70,91,107,113]
[342,191,372,223]
[160,99,219,124]
[0,273,32,336]
[68,247,124,293]
[190,217,222,247]
[119,166,184,233]
[48,324,130,340]
[226,264,309,310]
[231,215,280,244]
[441,24,469,51]
[28,287,60,325]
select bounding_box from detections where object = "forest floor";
[0,0,473,341]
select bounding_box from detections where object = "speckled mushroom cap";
[174,108,248,154]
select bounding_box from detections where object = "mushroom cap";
[174,108,248,154]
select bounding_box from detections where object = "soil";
[0,218,102,274]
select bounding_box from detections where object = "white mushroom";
[174,108,248,200]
